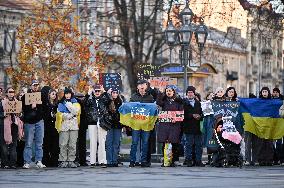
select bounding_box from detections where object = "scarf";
[185,98,195,107]
[2,98,24,144]
[58,98,77,113]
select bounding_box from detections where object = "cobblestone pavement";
[1,163,284,188]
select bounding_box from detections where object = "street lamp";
[164,0,208,96]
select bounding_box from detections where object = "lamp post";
[164,0,208,96]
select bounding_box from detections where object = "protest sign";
[158,111,184,122]
[99,73,122,91]
[4,101,22,113]
[137,64,161,79]
[149,77,177,90]
[25,92,42,105]
[201,100,214,116]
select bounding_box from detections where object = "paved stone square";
[1,163,284,188]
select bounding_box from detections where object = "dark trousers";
[0,123,18,167]
[147,129,156,164]
[43,123,59,167]
[274,138,284,164]
[76,123,87,165]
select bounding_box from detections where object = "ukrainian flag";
[239,98,284,139]
[119,102,159,131]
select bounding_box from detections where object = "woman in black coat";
[42,89,59,167]
[156,85,183,167]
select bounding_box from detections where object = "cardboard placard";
[4,101,22,114]
[158,111,184,122]
[25,92,42,105]
[149,77,177,90]
[99,73,122,91]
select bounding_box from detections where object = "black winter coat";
[182,98,203,135]
[84,92,112,125]
[22,91,43,124]
[130,92,154,103]
[111,97,123,129]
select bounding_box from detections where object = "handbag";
[280,101,284,118]
[99,113,112,131]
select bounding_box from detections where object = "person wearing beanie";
[213,87,225,101]
[56,87,81,168]
[22,80,46,169]
[106,89,125,167]
[84,84,112,168]
[182,86,204,167]
[129,80,154,168]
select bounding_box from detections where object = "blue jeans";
[184,134,203,162]
[106,128,122,164]
[130,130,150,163]
[23,120,44,163]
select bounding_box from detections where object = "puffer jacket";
[84,92,112,125]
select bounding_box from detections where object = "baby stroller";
[211,116,243,168]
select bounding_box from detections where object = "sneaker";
[141,162,150,168]
[174,161,182,166]
[100,163,107,168]
[36,161,46,168]
[187,160,194,167]
[10,165,17,169]
[129,162,135,168]
[23,163,30,169]
[69,162,78,168]
[58,162,68,168]
[135,162,141,166]
[195,161,205,167]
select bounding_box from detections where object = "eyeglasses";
[94,90,101,93]
[8,91,15,93]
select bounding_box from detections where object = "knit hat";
[112,88,120,93]
[215,87,224,94]
[186,86,196,94]
[64,87,73,94]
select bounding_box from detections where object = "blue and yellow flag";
[239,98,284,139]
[118,102,159,131]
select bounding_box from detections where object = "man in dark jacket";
[22,80,46,169]
[182,86,204,167]
[129,80,154,167]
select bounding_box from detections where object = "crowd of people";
[0,79,283,169]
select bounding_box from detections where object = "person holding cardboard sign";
[0,87,24,169]
[22,80,46,169]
